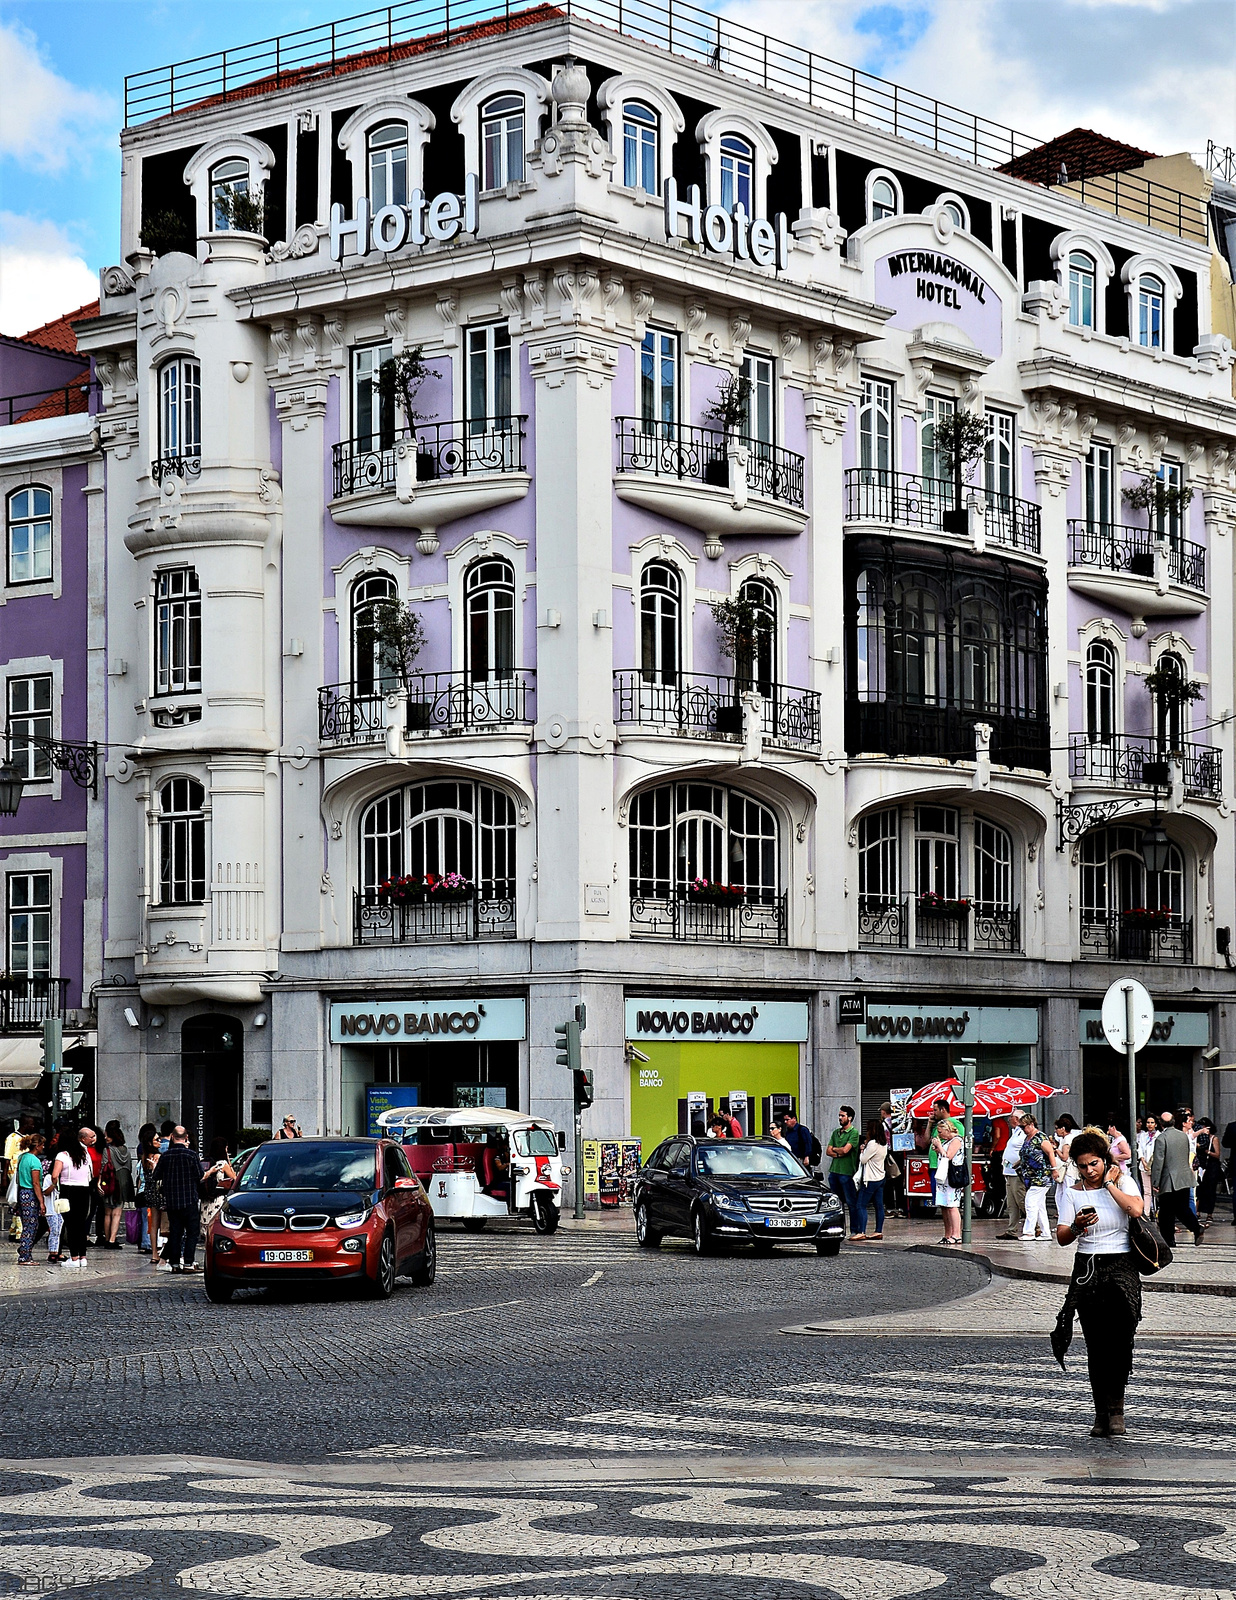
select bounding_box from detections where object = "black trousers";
[1075,1255,1142,1415]
[167,1205,200,1266]
[62,1186,91,1257]
[1158,1187,1202,1243]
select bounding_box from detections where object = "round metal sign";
[1101,978,1154,1053]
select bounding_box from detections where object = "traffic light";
[41,1018,62,1077]
[956,1057,977,1108]
[554,1018,581,1072]
[57,1073,84,1113]
[574,1067,594,1109]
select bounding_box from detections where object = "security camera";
[625,1043,650,1064]
[123,1007,140,1029]
[1202,1046,1220,1061]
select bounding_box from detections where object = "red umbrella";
[904,1076,1067,1119]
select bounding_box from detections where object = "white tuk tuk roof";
[377,1105,557,1135]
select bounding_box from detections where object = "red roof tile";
[998,128,1158,186]
[12,301,100,356]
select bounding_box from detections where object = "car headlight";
[333,1207,370,1228]
[820,1194,842,1210]
[712,1193,746,1213]
[219,1206,245,1229]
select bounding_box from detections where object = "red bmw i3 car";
[203,1137,435,1301]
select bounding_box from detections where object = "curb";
[910,1242,1236,1298]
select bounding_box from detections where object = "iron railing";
[616,418,804,508]
[856,898,1019,952]
[1067,521,1206,593]
[1080,913,1194,965]
[613,671,820,750]
[332,417,526,498]
[844,469,1041,554]
[354,888,516,942]
[846,701,1050,774]
[629,892,787,946]
[319,671,535,744]
[0,976,68,1033]
[1208,142,1236,184]
[150,454,202,486]
[1068,734,1222,799]
[1,381,97,428]
[858,895,908,949]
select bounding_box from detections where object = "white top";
[1137,1130,1156,1164]
[858,1139,887,1183]
[1002,1126,1025,1176]
[55,1152,93,1187]
[1057,1174,1141,1254]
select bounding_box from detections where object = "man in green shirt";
[826,1105,861,1236]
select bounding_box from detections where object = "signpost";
[957,1057,977,1245]
[1101,978,1154,1143]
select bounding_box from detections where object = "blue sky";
[1,0,1232,334]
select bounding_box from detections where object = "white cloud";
[0,214,97,338]
[0,21,114,174]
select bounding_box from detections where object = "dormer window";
[1069,251,1096,328]
[210,158,249,231]
[481,94,524,189]
[869,176,898,223]
[941,199,965,229]
[1138,274,1164,349]
[368,121,408,209]
[623,101,658,193]
[719,134,753,212]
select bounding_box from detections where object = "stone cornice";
[1018,353,1236,441]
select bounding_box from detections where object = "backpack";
[809,1133,823,1165]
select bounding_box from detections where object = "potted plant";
[709,592,762,733]
[684,878,746,904]
[379,874,428,904]
[916,891,972,918]
[1144,665,1203,754]
[932,412,989,536]
[369,600,429,726]
[1120,905,1174,929]
[424,871,473,902]
[1122,469,1194,524]
[700,374,752,487]
[141,209,195,256]
[378,347,441,479]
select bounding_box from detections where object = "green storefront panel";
[629,1040,800,1153]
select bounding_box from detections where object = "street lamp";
[0,758,24,817]
[1140,816,1171,875]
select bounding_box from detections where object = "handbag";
[1127,1210,1173,1275]
[884,1154,902,1181]
[5,1172,16,1207]
[947,1157,969,1188]
[54,1196,70,1215]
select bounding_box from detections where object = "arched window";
[957,595,999,712]
[859,376,894,474]
[158,357,201,463]
[1085,640,1117,745]
[628,783,779,904]
[481,94,525,189]
[210,157,249,231]
[466,557,515,683]
[737,577,776,695]
[972,818,1012,912]
[1080,825,1185,930]
[1137,274,1164,348]
[914,804,959,900]
[1153,651,1188,749]
[640,562,681,685]
[719,134,753,212]
[869,176,897,222]
[1068,251,1096,328]
[858,807,899,909]
[351,571,398,693]
[6,486,52,584]
[360,780,517,899]
[623,101,658,193]
[890,582,939,705]
[158,778,206,904]
[367,121,408,209]
[940,198,966,229]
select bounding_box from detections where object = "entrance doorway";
[181,1015,243,1154]
[1082,1047,1191,1131]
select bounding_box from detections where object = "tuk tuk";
[377,1105,565,1233]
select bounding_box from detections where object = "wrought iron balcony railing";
[844,469,1041,554]
[0,976,68,1033]
[613,671,820,750]
[1068,734,1222,799]
[1067,521,1206,592]
[319,671,535,745]
[150,454,201,486]
[846,700,1050,773]
[615,419,805,508]
[629,892,788,946]
[332,416,527,498]
[856,897,1020,953]
[354,889,516,944]
[1080,913,1194,965]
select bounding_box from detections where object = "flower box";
[916,895,971,918]
[684,880,746,905]
[1121,908,1174,929]
[703,457,729,488]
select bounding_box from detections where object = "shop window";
[351,571,398,693]
[154,567,201,696]
[6,674,52,781]
[6,872,51,979]
[1085,640,1117,744]
[359,780,516,898]
[158,778,206,905]
[6,487,52,585]
[628,782,778,902]
[1068,251,1096,329]
[623,101,658,193]
[368,121,408,209]
[158,357,201,463]
[481,93,525,188]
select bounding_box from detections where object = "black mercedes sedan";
[632,1136,845,1256]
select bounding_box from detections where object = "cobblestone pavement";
[5,1228,1236,1595]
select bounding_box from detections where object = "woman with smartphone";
[1051,1128,1145,1438]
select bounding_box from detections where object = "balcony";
[319,672,536,747]
[0,976,67,1033]
[1067,522,1206,616]
[353,890,516,945]
[614,671,820,752]
[858,897,1021,953]
[846,701,1050,773]
[844,469,1041,555]
[330,418,529,531]
[1080,913,1194,965]
[630,893,788,946]
[614,419,807,538]
[1068,734,1222,800]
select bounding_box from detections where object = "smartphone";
[1075,1206,1098,1225]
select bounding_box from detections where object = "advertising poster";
[582,1139,602,1206]
[581,1138,642,1208]
[890,1087,915,1152]
[367,1083,416,1138]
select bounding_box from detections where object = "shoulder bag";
[944,1141,968,1189]
[1127,1210,1173,1275]
[884,1152,902,1182]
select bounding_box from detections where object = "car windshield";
[694,1145,808,1178]
[235,1143,376,1193]
[513,1128,557,1157]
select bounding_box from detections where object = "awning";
[0,1038,47,1089]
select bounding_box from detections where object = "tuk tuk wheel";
[409,1221,436,1287]
[461,1218,487,1233]
[366,1231,397,1298]
[634,1202,661,1249]
[531,1194,560,1234]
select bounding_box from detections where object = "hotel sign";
[330,175,481,260]
[662,179,791,271]
[885,249,990,309]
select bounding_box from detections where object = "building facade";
[78,1,1236,1165]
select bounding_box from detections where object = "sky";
[0,0,1233,336]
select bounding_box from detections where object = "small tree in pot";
[1144,664,1203,755]
[1122,470,1193,570]
[933,411,989,535]
[700,374,752,486]
[369,600,430,727]
[710,592,761,733]
[378,347,441,478]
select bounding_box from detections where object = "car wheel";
[692,1210,715,1257]
[531,1195,560,1234]
[367,1231,397,1299]
[203,1274,234,1303]
[461,1218,487,1233]
[634,1202,661,1249]
[816,1239,842,1257]
[409,1220,436,1287]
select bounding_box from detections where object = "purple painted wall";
[0,339,84,412]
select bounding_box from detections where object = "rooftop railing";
[0,380,96,428]
[121,0,1204,242]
